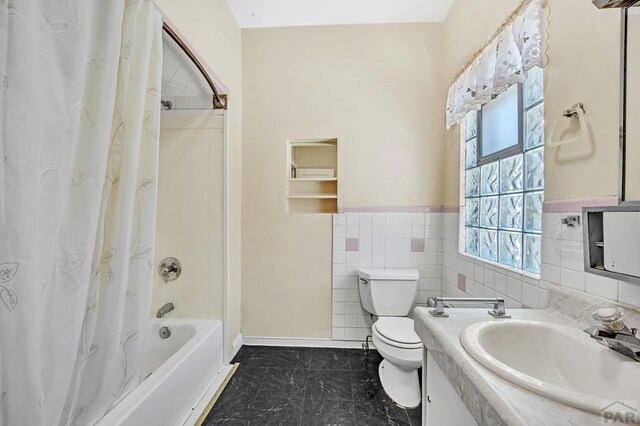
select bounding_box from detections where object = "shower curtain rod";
[162,22,227,109]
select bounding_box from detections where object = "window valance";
[445,0,549,129]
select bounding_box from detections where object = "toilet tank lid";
[358,268,419,280]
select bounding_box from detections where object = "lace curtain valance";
[445,0,549,129]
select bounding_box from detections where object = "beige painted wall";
[626,13,640,201]
[241,24,445,338]
[154,113,225,319]
[154,0,242,359]
[442,0,621,205]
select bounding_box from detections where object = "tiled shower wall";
[331,211,442,341]
[332,203,640,342]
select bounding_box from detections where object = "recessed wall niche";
[286,138,338,214]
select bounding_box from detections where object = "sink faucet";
[584,307,640,362]
[157,302,175,318]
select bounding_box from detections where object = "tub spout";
[157,302,175,318]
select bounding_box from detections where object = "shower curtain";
[0,0,162,425]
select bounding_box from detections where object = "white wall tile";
[385,212,398,226]
[372,226,385,239]
[412,213,425,226]
[585,274,619,300]
[334,214,346,225]
[372,238,385,251]
[346,224,359,238]
[522,282,539,308]
[398,213,412,226]
[507,277,522,301]
[372,213,385,225]
[560,241,584,272]
[346,212,360,225]
[619,281,640,307]
[359,225,373,239]
[560,268,585,292]
[398,225,411,238]
[332,328,345,340]
[561,213,583,242]
[344,328,358,340]
[359,212,373,225]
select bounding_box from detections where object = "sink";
[461,319,640,415]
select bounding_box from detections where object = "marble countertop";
[414,306,606,426]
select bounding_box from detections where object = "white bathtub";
[96,319,232,426]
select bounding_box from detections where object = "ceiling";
[225,0,456,28]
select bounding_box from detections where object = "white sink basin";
[461,319,640,415]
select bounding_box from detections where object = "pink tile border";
[338,197,619,215]
[542,196,619,213]
[338,206,460,213]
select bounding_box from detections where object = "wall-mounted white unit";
[286,138,338,214]
[583,205,640,282]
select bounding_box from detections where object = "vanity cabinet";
[423,350,477,426]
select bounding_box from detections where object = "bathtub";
[96,318,232,426]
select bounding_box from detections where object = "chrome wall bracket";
[428,297,511,319]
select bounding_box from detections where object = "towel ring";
[547,103,587,148]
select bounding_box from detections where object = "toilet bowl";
[372,317,422,408]
[357,268,422,408]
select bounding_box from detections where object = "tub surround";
[413,285,640,426]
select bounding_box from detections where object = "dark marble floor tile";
[350,370,388,403]
[218,366,267,402]
[348,349,383,371]
[205,396,253,426]
[247,395,304,425]
[405,405,422,426]
[306,370,353,402]
[268,347,313,369]
[232,346,312,369]
[353,400,411,426]
[302,398,355,426]
[232,346,279,367]
[257,368,308,398]
[309,348,352,371]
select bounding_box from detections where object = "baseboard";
[231,333,243,358]
[241,336,376,349]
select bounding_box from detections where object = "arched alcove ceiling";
[162,23,226,109]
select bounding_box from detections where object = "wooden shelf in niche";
[287,138,338,214]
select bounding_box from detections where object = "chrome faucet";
[584,307,640,362]
[156,302,175,318]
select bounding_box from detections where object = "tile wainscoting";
[331,199,640,342]
[331,209,446,341]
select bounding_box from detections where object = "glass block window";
[463,67,544,275]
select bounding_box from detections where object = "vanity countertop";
[414,307,606,426]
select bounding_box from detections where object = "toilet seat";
[373,318,422,349]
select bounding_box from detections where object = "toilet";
[358,268,422,408]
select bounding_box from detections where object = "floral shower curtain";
[0,0,162,425]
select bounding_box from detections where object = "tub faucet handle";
[159,257,181,283]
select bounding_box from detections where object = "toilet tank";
[357,268,419,316]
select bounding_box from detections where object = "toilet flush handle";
[359,278,369,285]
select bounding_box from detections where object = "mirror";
[623,7,640,201]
